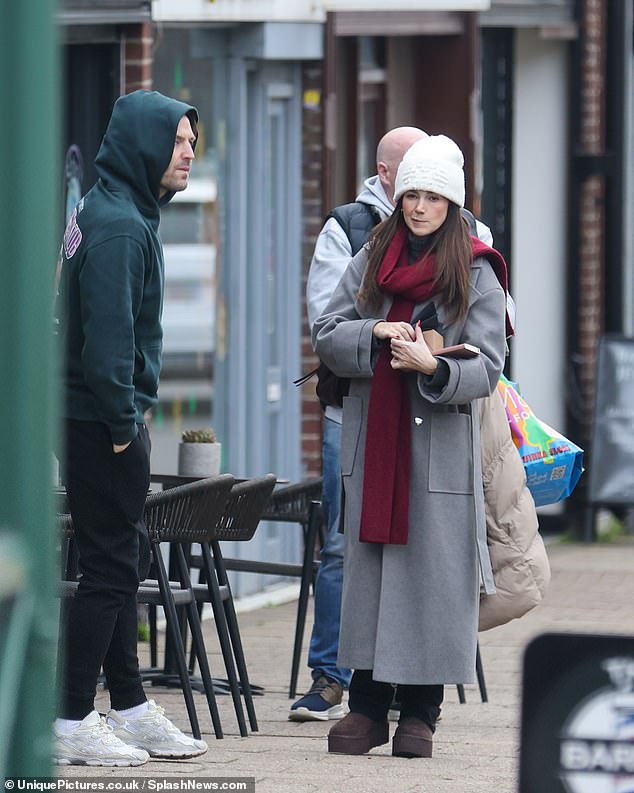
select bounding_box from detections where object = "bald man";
[293,127,494,723]
[306,128,429,333]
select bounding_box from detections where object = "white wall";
[152,0,488,22]
[511,29,568,434]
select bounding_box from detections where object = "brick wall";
[122,22,153,93]
[300,63,325,478]
[574,0,607,455]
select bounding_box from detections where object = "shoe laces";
[308,676,340,696]
[140,702,180,735]
[83,717,126,747]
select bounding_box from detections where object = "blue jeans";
[307,416,352,688]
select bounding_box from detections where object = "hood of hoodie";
[355,174,393,218]
[95,90,198,224]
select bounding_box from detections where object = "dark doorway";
[62,42,119,221]
[481,28,514,265]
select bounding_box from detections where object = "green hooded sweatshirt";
[56,90,198,444]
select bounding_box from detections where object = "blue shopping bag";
[497,375,584,507]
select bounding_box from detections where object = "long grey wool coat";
[313,247,507,685]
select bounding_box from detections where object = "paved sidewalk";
[58,536,634,793]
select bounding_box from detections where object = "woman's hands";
[372,320,416,343]
[389,321,438,375]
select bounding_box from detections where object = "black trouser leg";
[102,595,149,711]
[348,669,394,722]
[396,683,444,731]
[59,420,151,720]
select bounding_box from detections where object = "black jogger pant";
[349,669,444,731]
[59,419,151,720]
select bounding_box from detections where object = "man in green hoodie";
[54,91,207,766]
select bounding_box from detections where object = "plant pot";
[177,442,222,477]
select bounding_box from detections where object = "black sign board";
[589,336,634,505]
[520,633,634,793]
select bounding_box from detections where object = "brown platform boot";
[327,712,389,755]
[392,717,433,758]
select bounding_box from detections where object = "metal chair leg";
[456,641,487,704]
[212,541,258,732]
[200,543,249,737]
[149,605,157,669]
[152,547,202,739]
[476,642,488,702]
[173,545,224,740]
[289,500,320,698]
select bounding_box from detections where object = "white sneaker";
[108,700,208,758]
[54,711,149,766]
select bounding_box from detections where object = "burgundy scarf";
[359,226,510,545]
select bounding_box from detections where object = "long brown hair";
[359,201,472,321]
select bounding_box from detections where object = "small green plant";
[596,511,627,543]
[181,428,218,443]
[558,509,629,544]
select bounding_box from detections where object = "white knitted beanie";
[393,134,465,207]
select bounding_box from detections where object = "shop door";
[242,68,302,472]
[220,65,302,594]
[250,83,300,479]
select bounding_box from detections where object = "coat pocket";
[340,395,363,476]
[428,412,474,494]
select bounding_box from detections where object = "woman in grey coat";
[313,135,510,758]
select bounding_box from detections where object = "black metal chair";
[140,475,235,739]
[194,478,323,699]
[456,644,488,703]
[257,478,323,698]
[189,474,278,734]
[138,475,273,738]
[153,475,324,700]
[58,475,235,740]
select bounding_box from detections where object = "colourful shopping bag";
[496,374,584,507]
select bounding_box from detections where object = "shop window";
[357,36,386,190]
